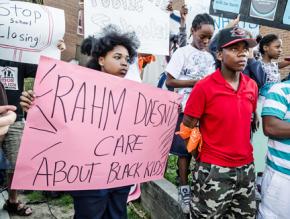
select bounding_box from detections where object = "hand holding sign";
[12,56,181,191]
[20,90,35,112]
[0,105,16,136]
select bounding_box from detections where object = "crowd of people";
[0,1,290,219]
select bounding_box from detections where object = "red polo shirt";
[184,69,258,167]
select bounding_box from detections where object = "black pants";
[72,186,131,219]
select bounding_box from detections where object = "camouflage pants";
[190,162,256,219]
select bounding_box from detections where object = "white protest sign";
[84,0,170,55]
[0,1,65,64]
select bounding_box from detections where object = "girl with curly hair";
[20,25,140,219]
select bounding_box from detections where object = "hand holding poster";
[12,56,181,191]
[0,1,65,64]
[84,0,169,55]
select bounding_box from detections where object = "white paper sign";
[0,1,65,64]
[84,0,170,55]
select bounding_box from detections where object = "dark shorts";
[170,113,191,158]
[71,186,131,219]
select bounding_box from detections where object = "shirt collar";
[212,68,246,92]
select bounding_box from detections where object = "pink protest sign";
[12,56,181,191]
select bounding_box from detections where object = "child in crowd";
[20,25,139,219]
[180,26,258,218]
[259,34,290,97]
[165,13,215,214]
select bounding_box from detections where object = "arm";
[278,60,290,69]
[263,116,290,138]
[251,110,259,133]
[183,114,199,128]
[178,4,188,47]
[179,4,187,28]
[166,73,198,88]
[225,15,240,28]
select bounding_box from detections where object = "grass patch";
[51,194,73,207]
[164,155,178,185]
[26,191,73,208]
[26,191,45,203]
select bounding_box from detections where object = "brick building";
[43,0,86,64]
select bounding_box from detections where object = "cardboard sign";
[0,1,65,64]
[12,56,181,191]
[84,0,170,55]
[210,0,290,30]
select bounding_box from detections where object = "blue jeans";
[71,186,131,219]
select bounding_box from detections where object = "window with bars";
[77,9,84,35]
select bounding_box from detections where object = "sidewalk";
[0,190,10,219]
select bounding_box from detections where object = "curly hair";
[259,34,279,55]
[81,25,140,71]
[191,13,215,31]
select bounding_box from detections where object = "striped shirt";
[262,81,290,177]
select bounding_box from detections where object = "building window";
[77,9,84,35]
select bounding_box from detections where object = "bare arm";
[278,60,290,69]
[166,73,198,88]
[263,116,290,138]
[252,111,259,133]
[179,4,187,28]
[183,114,199,128]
